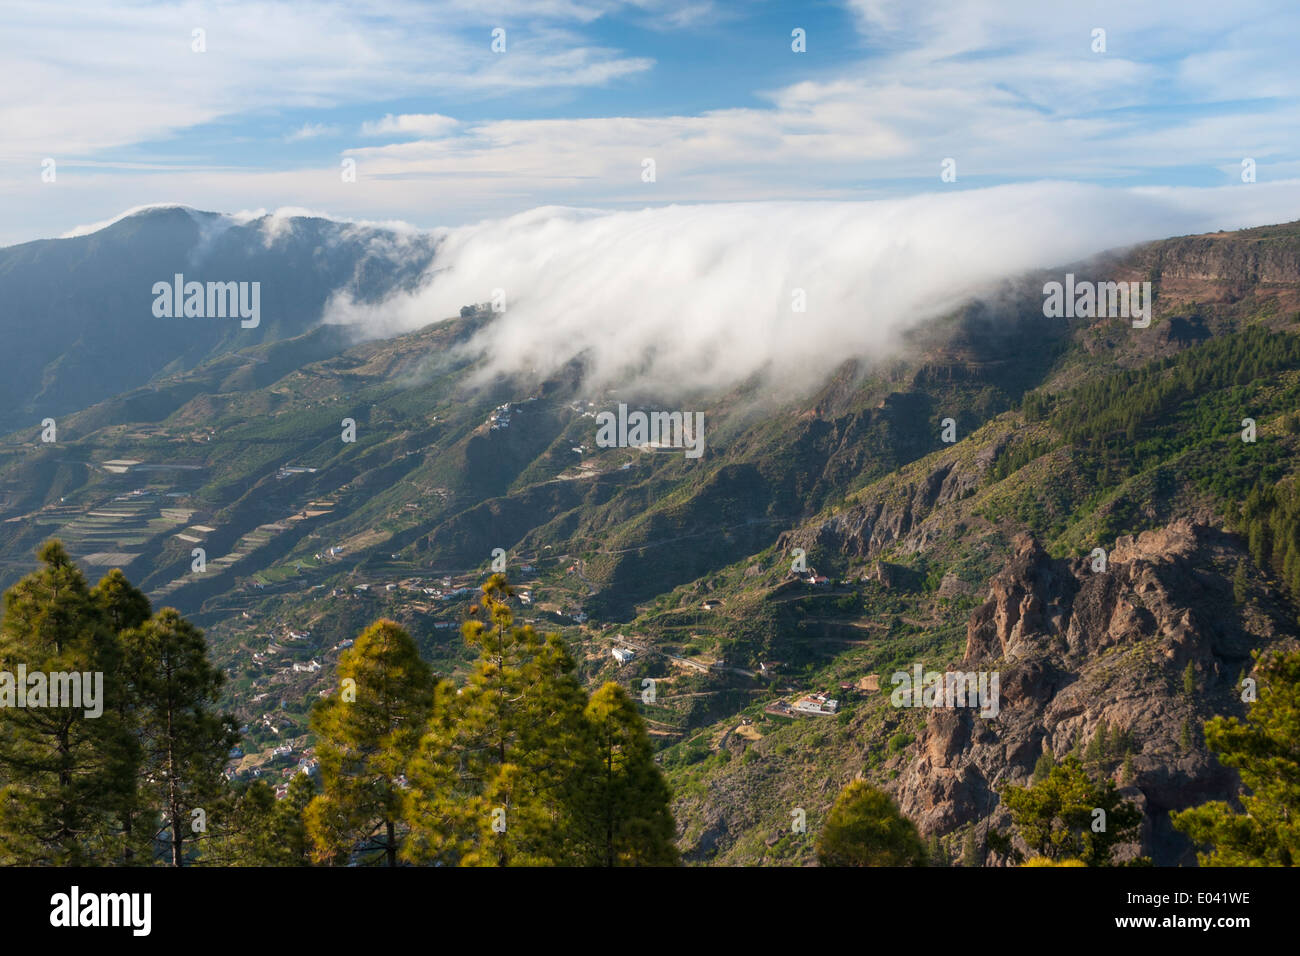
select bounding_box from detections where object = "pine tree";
[1232,560,1249,604]
[1183,661,1197,696]
[960,829,983,867]
[90,568,153,864]
[92,569,152,634]
[1173,650,1300,865]
[0,541,130,864]
[123,608,237,866]
[1085,720,1111,767]
[1247,519,1265,567]
[816,781,927,867]
[927,833,949,866]
[572,682,678,866]
[274,772,317,866]
[404,574,590,866]
[224,773,316,866]
[222,780,279,865]
[306,619,432,866]
[1000,755,1143,866]
[1032,747,1055,783]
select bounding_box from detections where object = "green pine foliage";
[1233,560,1250,604]
[223,773,317,866]
[1041,327,1300,543]
[90,568,153,864]
[305,619,433,866]
[999,755,1143,866]
[1021,389,1052,423]
[91,568,152,634]
[815,780,927,866]
[989,436,1058,483]
[400,574,681,866]
[274,772,318,866]
[1051,327,1300,457]
[1173,650,1300,866]
[0,541,131,864]
[403,574,593,866]
[927,832,949,866]
[1032,748,1055,783]
[0,545,238,867]
[1238,480,1300,599]
[123,608,239,866]
[573,682,679,866]
[0,550,679,867]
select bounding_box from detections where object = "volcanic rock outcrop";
[892,519,1294,864]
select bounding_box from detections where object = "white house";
[791,693,839,716]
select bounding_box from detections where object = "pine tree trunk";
[57,724,74,861]
[605,739,614,868]
[169,765,183,866]
[167,665,183,866]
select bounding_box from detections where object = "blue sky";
[3,0,1299,245]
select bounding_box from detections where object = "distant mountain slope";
[0,206,436,431]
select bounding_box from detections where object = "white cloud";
[4,0,1299,246]
[0,0,657,159]
[59,203,207,238]
[324,181,1300,400]
[360,114,461,138]
[320,1,1300,212]
[59,202,427,242]
[285,122,340,141]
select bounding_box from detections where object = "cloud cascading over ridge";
[326,180,1300,398]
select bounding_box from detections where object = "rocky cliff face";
[776,435,1006,564]
[891,519,1295,864]
[1121,227,1300,320]
[1143,231,1300,285]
